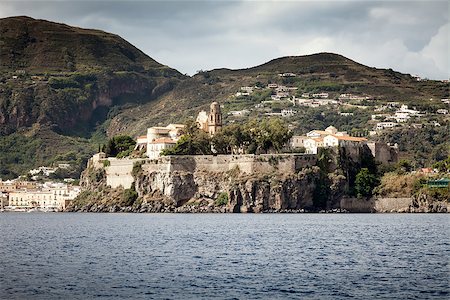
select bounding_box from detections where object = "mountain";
[107,53,448,137]
[0,16,169,73]
[0,17,448,178]
[0,16,184,178]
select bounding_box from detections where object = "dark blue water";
[0,213,448,299]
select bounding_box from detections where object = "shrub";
[355,168,379,198]
[121,187,138,206]
[215,192,229,206]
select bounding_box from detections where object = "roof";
[150,138,177,144]
[167,124,185,128]
[307,137,323,142]
[308,130,329,135]
[327,135,367,142]
[136,135,147,140]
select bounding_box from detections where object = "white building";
[29,166,57,176]
[436,109,448,114]
[376,122,398,130]
[394,112,411,123]
[147,138,177,159]
[281,109,296,117]
[304,137,324,154]
[323,135,367,147]
[312,93,329,99]
[8,185,80,210]
[228,110,250,116]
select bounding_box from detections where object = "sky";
[0,0,448,79]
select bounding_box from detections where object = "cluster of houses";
[0,180,80,211]
[373,104,426,130]
[290,126,368,154]
[131,100,399,164]
[28,163,72,178]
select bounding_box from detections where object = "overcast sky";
[0,1,448,79]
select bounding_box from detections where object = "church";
[196,101,222,136]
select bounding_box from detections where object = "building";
[304,138,324,154]
[196,111,209,132]
[7,184,80,211]
[302,126,368,154]
[376,122,398,130]
[307,126,342,138]
[323,135,367,148]
[145,124,184,159]
[197,102,222,136]
[147,138,177,159]
[290,136,308,149]
[394,112,411,123]
[0,180,37,192]
[134,135,148,151]
[281,109,295,117]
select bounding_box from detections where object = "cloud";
[0,0,448,79]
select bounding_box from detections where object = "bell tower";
[208,102,222,136]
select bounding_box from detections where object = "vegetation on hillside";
[161,118,292,156]
[1,16,448,179]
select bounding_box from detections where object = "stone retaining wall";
[101,154,317,189]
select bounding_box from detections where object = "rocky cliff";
[67,145,449,213]
[68,163,325,213]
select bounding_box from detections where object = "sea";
[0,213,448,299]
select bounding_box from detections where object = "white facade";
[281,109,295,117]
[145,124,184,158]
[323,135,367,148]
[147,139,177,159]
[8,186,80,210]
[376,122,398,130]
[290,136,308,149]
[304,138,323,154]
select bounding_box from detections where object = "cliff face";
[68,162,324,213]
[68,147,450,213]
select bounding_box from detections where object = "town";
[2,92,447,211]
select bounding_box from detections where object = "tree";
[396,159,413,174]
[211,123,251,154]
[103,135,136,157]
[355,168,378,198]
[161,120,212,156]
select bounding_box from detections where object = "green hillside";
[0,16,184,178]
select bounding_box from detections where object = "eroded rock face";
[130,166,320,213]
[410,193,449,213]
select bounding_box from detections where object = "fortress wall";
[103,154,318,189]
[193,155,255,174]
[105,158,143,189]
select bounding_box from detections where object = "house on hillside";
[134,124,185,159]
[376,122,398,130]
[302,126,367,154]
[323,135,367,148]
[304,137,324,154]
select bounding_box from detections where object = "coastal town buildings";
[1,180,80,211]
